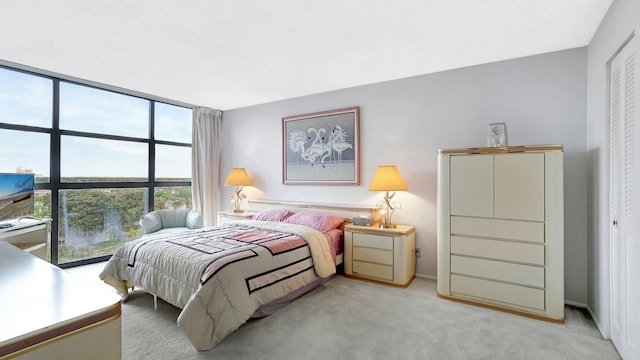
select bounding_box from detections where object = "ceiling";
[1,0,613,111]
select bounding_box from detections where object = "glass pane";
[155,144,191,181]
[155,102,192,143]
[154,186,192,210]
[0,68,52,127]
[61,136,148,182]
[57,188,147,264]
[0,129,50,183]
[59,82,149,138]
[35,189,52,219]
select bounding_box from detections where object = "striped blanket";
[100,220,336,350]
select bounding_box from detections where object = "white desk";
[0,242,122,359]
[0,218,51,261]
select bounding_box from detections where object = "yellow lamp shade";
[224,168,253,186]
[368,165,408,191]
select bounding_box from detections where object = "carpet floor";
[67,264,620,360]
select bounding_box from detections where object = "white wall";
[221,48,588,303]
[586,0,640,336]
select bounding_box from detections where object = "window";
[155,102,192,143]
[155,144,191,181]
[154,186,192,210]
[0,66,193,267]
[0,68,52,127]
[60,82,149,138]
[152,103,193,209]
[58,188,147,263]
[0,129,50,181]
[61,136,148,182]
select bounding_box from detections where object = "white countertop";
[0,242,121,350]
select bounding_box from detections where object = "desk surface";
[0,242,120,356]
[0,218,50,240]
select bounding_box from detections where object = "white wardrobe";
[437,145,564,322]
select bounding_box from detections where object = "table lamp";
[224,168,253,213]
[368,165,408,228]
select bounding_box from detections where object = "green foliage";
[127,228,139,239]
[49,183,192,263]
[154,186,192,209]
[62,190,109,236]
[58,238,132,263]
[35,191,51,218]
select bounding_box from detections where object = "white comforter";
[100,220,336,350]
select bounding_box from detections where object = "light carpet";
[117,276,620,360]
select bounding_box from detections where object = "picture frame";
[487,122,507,147]
[282,106,360,185]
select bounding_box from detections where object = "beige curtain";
[192,107,222,227]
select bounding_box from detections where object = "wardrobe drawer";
[451,274,545,310]
[353,247,393,265]
[451,236,544,265]
[451,255,544,288]
[450,216,544,243]
[353,233,393,250]
[353,260,393,281]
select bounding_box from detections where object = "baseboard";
[564,300,587,308]
[430,280,612,340]
[415,273,436,281]
[563,300,609,338]
[585,304,609,339]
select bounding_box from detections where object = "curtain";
[192,107,222,227]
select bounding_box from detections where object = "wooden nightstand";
[216,210,258,225]
[344,224,416,287]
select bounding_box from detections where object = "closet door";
[609,37,639,360]
[494,153,545,221]
[450,154,493,217]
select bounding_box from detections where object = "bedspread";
[99,220,336,350]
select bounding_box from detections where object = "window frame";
[0,65,193,268]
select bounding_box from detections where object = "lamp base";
[232,209,244,213]
[380,223,397,229]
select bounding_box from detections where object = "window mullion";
[50,79,61,265]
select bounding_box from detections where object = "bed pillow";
[252,209,294,222]
[324,228,344,256]
[283,211,345,233]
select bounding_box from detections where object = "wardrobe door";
[494,153,545,221]
[450,154,493,217]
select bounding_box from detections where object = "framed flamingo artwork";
[282,106,360,185]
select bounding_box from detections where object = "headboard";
[247,199,381,224]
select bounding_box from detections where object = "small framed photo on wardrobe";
[487,122,507,147]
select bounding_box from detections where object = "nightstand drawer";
[353,247,393,265]
[344,224,415,287]
[352,233,393,250]
[353,260,393,281]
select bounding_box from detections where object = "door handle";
[613,220,618,226]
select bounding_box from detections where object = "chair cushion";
[186,210,203,229]
[156,209,192,228]
[140,212,162,234]
[152,227,191,235]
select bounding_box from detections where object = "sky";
[0,67,192,179]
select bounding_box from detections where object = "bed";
[99,200,377,351]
